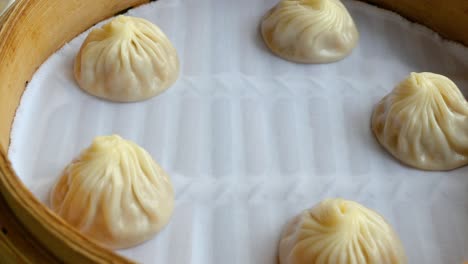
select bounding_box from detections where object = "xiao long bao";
[260,0,359,63]
[372,72,468,171]
[49,135,174,249]
[278,198,407,264]
[74,15,180,102]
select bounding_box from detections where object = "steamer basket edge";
[0,0,467,262]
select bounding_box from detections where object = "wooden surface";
[0,190,58,263]
[0,0,466,263]
[364,0,468,46]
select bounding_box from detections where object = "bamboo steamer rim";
[0,0,467,263]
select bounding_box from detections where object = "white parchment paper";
[8,0,468,263]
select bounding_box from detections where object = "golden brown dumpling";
[279,198,407,264]
[50,135,174,249]
[261,0,359,63]
[74,15,180,102]
[372,72,468,171]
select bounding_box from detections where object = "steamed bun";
[50,135,174,249]
[372,72,468,171]
[260,0,359,63]
[279,198,407,264]
[74,15,180,102]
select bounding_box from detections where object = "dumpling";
[372,72,468,171]
[74,15,180,102]
[260,0,359,64]
[279,198,407,264]
[49,135,174,249]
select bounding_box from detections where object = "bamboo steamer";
[0,0,466,263]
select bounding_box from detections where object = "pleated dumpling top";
[279,198,407,264]
[261,0,359,63]
[372,72,468,171]
[74,15,180,102]
[50,135,174,249]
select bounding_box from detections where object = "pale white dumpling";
[372,72,468,171]
[50,135,174,249]
[261,0,359,63]
[279,198,407,264]
[74,15,180,102]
